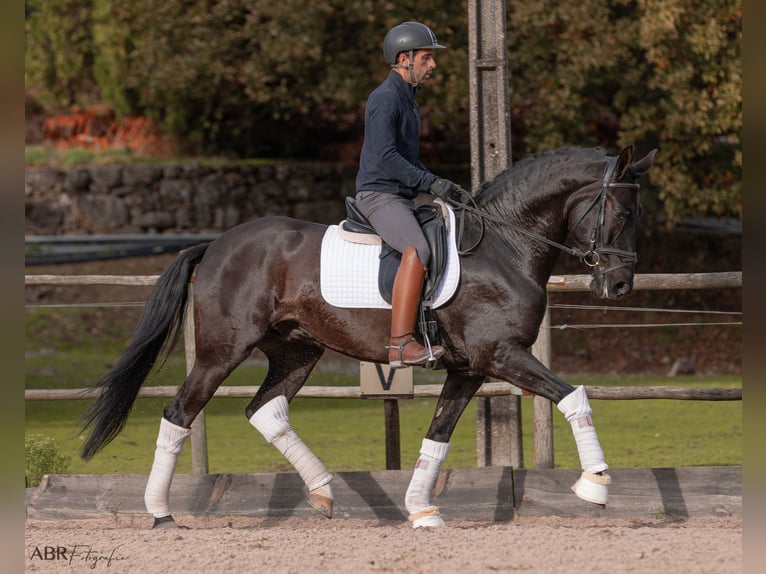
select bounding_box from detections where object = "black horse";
[80,145,656,528]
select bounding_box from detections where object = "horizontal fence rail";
[25,271,742,473]
[25,271,742,289]
[24,384,741,402]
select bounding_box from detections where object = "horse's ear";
[614,145,634,179]
[632,148,659,176]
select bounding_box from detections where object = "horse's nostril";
[614,281,631,296]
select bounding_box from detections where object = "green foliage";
[507,0,741,226]
[24,145,49,166]
[25,434,71,487]
[25,0,741,224]
[25,0,98,109]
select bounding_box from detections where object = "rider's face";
[400,49,437,85]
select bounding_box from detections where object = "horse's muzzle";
[590,270,634,300]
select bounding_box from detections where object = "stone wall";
[25,162,359,235]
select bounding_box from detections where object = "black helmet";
[383,22,445,65]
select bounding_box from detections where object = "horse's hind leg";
[405,371,485,528]
[244,338,335,517]
[146,357,255,529]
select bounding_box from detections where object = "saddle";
[339,196,450,307]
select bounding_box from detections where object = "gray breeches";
[354,191,430,266]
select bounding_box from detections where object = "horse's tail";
[80,243,211,460]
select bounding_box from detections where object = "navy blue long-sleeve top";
[355,71,437,199]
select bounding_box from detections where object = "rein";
[450,157,640,273]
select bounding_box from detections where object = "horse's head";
[567,145,657,299]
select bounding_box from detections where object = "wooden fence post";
[468,0,520,468]
[184,282,209,474]
[531,306,554,468]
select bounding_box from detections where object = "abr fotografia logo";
[28,544,128,568]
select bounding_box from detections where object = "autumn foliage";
[42,105,175,156]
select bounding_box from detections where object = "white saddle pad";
[320,206,461,309]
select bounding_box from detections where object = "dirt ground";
[24,514,741,573]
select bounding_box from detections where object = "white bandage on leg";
[249,395,332,492]
[144,417,192,518]
[557,385,608,473]
[405,438,450,527]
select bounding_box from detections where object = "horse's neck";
[480,215,564,288]
[480,183,575,284]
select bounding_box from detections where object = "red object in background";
[42,105,175,156]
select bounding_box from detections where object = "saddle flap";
[378,202,449,306]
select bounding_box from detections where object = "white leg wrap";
[557,385,608,473]
[405,438,450,528]
[249,396,332,492]
[144,418,192,518]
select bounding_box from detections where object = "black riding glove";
[430,178,463,202]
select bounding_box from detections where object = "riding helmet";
[383,22,445,65]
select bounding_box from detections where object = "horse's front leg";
[405,371,485,528]
[497,346,611,505]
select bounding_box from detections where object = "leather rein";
[449,157,641,274]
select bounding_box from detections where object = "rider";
[355,21,463,368]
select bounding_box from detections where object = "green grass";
[25,144,284,168]
[25,304,741,475]
[25,346,742,475]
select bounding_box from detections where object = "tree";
[25,0,741,225]
[506,0,741,225]
[25,0,98,109]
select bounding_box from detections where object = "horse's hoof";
[408,506,445,528]
[308,493,334,518]
[151,515,187,529]
[571,471,611,505]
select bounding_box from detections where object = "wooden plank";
[383,400,401,470]
[25,468,514,522]
[585,386,741,401]
[26,467,739,522]
[25,271,741,291]
[25,274,159,286]
[24,383,740,402]
[515,467,741,518]
[545,271,741,292]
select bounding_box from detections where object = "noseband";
[570,156,641,275]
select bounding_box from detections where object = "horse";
[80,145,657,528]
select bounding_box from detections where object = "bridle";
[451,156,641,276]
[567,156,641,274]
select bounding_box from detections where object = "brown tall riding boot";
[388,246,445,368]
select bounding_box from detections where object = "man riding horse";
[354,21,463,369]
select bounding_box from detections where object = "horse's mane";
[474,146,607,209]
